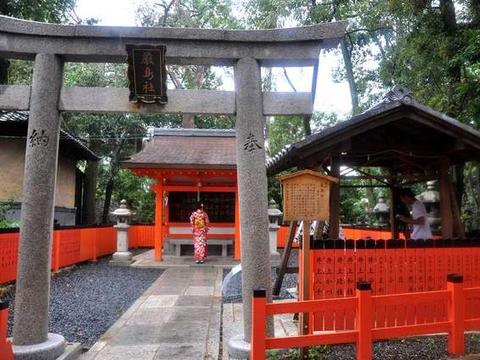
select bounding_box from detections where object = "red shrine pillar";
[154,176,164,261]
[234,190,241,260]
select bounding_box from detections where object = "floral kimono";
[189,209,210,261]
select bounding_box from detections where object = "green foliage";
[247,0,480,229]
[0,0,76,23]
[0,0,78,85]
[112,170,155,223]
[136,0,241,29]
[0,201,18,229]
[7,60,33,85]
[269,116,306,155]
[195,115,235,129]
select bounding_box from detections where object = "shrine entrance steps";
[79,266,223,360]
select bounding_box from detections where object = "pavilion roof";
[122,128,236,169]
[0,111,99,161]
[267,86,480,176]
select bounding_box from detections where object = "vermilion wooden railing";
[0,224,155,284]
[0,300,14,360]
[308,239,480,331]
[276,226,409,248]
[251,274,475,360]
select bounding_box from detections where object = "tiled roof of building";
[0,111,99,161]
[267,86,480,175]
[122,128,236,169]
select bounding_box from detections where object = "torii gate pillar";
[12,54,66,359]
[228,57,273,358]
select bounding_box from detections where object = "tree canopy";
[2,0,479,230]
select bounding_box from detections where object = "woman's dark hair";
[398,188,416,198]
[196,202,204,209]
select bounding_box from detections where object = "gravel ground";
[267,334,480,359]
[223,249,299,303]
[5,249,163,347]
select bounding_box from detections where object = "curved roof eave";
[267,89,480,175]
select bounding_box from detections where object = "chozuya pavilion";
[122,128,240,261]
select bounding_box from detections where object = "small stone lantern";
[418,180,441,230]
[373,196,390,227]
[110,200,134,266]
[268,199,282,266]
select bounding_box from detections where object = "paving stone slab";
[153,343,205,359]
[94,344,158,360]
[106,325,165,346]
[185,286,214,296]
[155,321,209,343]
[175,295,213,307]
[169,308,211,323]
[126,308,174,326]
[140,295,179,309]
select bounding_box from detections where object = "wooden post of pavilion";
[389,186,399,240]
[328,157,341,238]
[439,158,454,239]
[154,176,164,261]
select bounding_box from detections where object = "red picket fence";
[0,224,155,284]
[308,239,480,331]
[276,225,411,248]
[251,274,477,360]
[0,301,13,360]
[130,225,155,247]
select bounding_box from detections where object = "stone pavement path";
[79,266,223,360]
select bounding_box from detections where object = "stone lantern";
[373,195,390,227]
[268,199,282,266]
[418,180,441,230]
[110,200,134,266]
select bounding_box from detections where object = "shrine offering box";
[279,169,338,221]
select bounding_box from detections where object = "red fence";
[252,274,477,360]
[0,300,13,360]
[308,239,480,331]
[342,227,406,240]
[0,224,155,284]
[276,226,407,248]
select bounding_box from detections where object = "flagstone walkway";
[79,266,223,360]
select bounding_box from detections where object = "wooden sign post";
[279,169,338,359]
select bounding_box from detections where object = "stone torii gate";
[0,16,346,359]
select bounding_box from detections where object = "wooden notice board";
[279,169,338,354]
[279,169,338,221]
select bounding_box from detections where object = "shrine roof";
[0,111,99,161]
[122,128,236,169]
[267,86,480,175]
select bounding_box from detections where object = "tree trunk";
[440,0,457,32]
[303,116,312,136]
[472,0,480,26]
[102,174,115,224]
[82,160,98,224]
[341,39,359,114]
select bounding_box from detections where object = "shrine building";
[122,128,239,261]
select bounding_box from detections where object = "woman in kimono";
[189,202,210,264]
